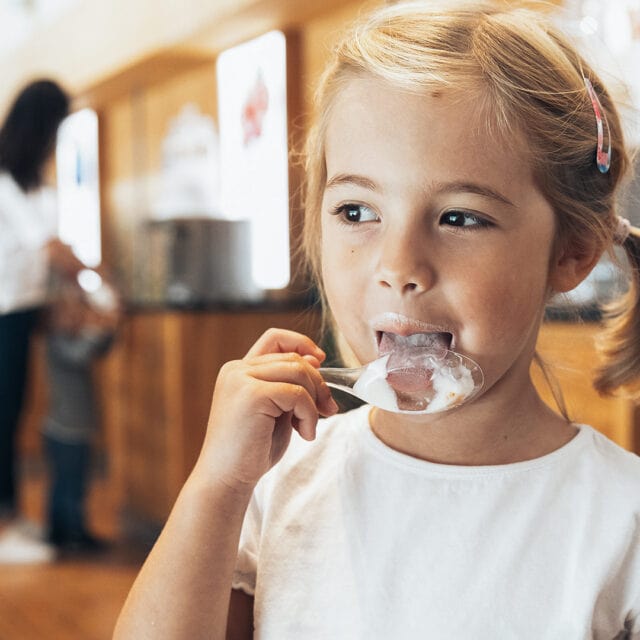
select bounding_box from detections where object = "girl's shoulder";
[580,424,640,489]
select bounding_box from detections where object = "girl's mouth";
[376,331,453,357]
[376,331,453,399]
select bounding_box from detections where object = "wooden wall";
[534,323,639,452]
[105,309,322,526]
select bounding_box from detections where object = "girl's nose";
[375,230,435,295]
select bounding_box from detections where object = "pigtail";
[594,226,640,399]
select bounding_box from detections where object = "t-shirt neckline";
[352,405,590,478]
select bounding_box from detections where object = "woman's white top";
[233,405,640,639]
[0,172,57,314]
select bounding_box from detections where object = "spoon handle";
[318,367,362,387]
[323,382,364,403]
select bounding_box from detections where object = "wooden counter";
[98,307,321,533]
[19,316,639,536]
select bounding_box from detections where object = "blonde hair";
[302,0,640,398]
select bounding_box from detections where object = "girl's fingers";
[257,381,324,441]
[245,328,326,362]
[246,351,323,369]
[202,341,339,486]
[246,356,337,417]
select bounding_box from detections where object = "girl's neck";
[369,378,578,466]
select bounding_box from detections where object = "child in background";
[115,1,640,637]
[43,269,120,553]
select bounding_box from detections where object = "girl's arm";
[113,329,337,640]
[113,475,253,639]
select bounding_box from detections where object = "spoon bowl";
[319,347,484,414]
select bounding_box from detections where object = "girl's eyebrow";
[325,173,379,191]
[325,174,515,208]
[435,181,516,208]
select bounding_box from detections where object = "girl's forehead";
[326,75,514,148]
[323,76,533,198]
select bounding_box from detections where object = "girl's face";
[320,77,565,405]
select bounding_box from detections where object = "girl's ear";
[548,237,603,294]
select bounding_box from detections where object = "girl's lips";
[370,313,455,355]
[377,331,452,356]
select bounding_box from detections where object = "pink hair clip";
[583,77,611,174]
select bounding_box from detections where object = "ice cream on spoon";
[319,332,483,415]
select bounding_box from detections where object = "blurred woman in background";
[0,78,85,563]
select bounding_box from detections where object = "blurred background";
[0,1,639,638]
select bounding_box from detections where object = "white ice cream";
[425,364,475,414]
[352,354,400,412]
[352,351,477,414]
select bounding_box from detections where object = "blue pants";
[0,308,39,517]
[43,435,91,537]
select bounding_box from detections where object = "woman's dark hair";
[0,79,70,192]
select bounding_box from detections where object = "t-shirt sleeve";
[231,481,266,596]
[230,426,318,598]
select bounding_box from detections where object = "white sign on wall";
[56,108,101,267]
[217,30,290,290]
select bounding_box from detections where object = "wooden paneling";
[533,322,639,451]
[19,317,639,531]
[108,309,321,525]
[113,315,638,528]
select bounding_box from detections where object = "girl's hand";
[192,329,339,492]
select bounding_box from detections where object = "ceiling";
[0,0,79,57]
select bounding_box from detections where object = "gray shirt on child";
[42,330,113,444]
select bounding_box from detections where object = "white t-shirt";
[233,405,640,639]
[0,172,57,314]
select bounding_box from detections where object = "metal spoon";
[319,347,484,414]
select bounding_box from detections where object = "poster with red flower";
[217,31,290,290]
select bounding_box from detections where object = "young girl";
[115,1,640,637]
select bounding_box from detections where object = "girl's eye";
[332,203,378,224]
[440,210,489,228]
